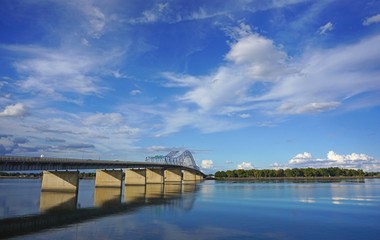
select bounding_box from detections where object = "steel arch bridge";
[145,150,200,171]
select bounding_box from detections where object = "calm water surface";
[0,178,379,239]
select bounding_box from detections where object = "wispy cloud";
[127,0,311,24]
[2,45,105,98]
[129,2,173,24]
[0,108,141,158]
[363,13,380,26]
[318,22,334,34]
[258,34,380,114]
[164,22,380,120]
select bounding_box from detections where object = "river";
[0,178,379,239]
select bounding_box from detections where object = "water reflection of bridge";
[0,184,198,239]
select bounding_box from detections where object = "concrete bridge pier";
[125,169,146,185]
[41,171,79,192]
[182,170,196,182]
[195,174,203,181]
[146,168,164,184]
[164,169,182,183]
[95,169,123,187]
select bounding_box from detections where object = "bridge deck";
[0,156,202,174]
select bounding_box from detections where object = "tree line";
[214,167,380,179]
[0,172,96,179]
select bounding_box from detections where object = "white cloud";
[154,107,247,136]
[363,13,380,26]
[277,101,341,114]
[0,44,122,100]
[271,162,284,170]
[0,103,26,117]
[239,113,251,119]
[226,33,287,71]
[237,162,254,170]
[164,23,288,113]
[130,90,142,96]
[129,2,171,24]
[0,107,142,158]
[258,34,380,114]
[327,150,371,162]
[201,160,214,169]
[82,38,89,46]
[285,151,380,172]
[289,152,313,164]
[164,24,380,122]
[318,22,333,34]
[84,6,106,38]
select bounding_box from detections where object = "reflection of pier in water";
[0,183,198,239]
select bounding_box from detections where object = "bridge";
[0,150,204,192]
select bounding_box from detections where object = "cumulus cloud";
[284,151,380,172]
[363,13,380,26]
[327,150,371,162]
[318,22,333,34]
[289,152,313,164]
[237,162,254,170]
[0,103,26,117]
[201,160,214,169]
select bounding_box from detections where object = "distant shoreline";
[0,176,95,180]
[0,176,40,179]
[215,176,380,180]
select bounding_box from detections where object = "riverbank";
[215,176,380,181]
[0,175,40,179]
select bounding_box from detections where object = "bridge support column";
[41,171,79,192]
[164,169,182,183]
[182,170,196,182]
[125,169,146,185]
[95,170,123,187]
[146,168,164,184]
[195,174,203,181]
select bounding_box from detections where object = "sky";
[1,0,380,173]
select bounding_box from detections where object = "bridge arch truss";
[145,150,200,171]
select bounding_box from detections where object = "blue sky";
[1,0,380,173]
